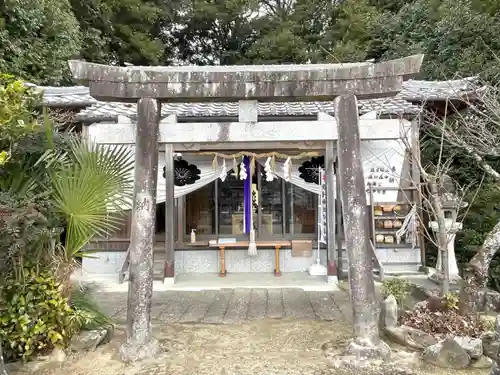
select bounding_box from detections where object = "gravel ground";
[7,287,491,375]
[11,318,490,375]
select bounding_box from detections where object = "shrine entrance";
[68,55,424,359]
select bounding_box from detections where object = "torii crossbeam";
[69,55,423,102]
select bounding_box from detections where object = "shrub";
[401,296,485,338]
[441,292,459,311]
[69,284,114,330]
[0,269,77,362]
[381,277,411,306]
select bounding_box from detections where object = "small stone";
[470,355,494,368]
[453,336,483,359]
[481,331,500,359]
[70,329,108,352]
[491,362,500,375]
[391,350,420,368]
[23,347,67,373]
[381,295,398,329]
[484,292,500,312]
[330,360,418,375]
[343,337,392,361]
[385,325,438,350]
[48,348,66,363]
[413,300,428,310]
[422,337,471,369]
[102,325,115,345]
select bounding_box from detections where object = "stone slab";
[247,289,268,320]
[330,290,353,322]
[307,291,339,321]
[151,291,178,320]
[266,289,284,319]
[282,288,316,319]
[92,288,352,325]
[157,292,193,323]
[222,288,252,324]
[178,290,218,323]
[202,289,233,324]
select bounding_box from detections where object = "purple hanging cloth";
[243,156,251,233]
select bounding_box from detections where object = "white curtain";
[113,147,223,209]
[107,141,405,211]
[257,158,322,195]
[257,141,405,202]
[160,153,224,202]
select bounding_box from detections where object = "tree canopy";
[2,0,500,83]
[0,0,81,85]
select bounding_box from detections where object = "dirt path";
[13,319,490,375]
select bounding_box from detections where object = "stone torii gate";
[68,56,424,362]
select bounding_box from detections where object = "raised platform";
[71,271,338,292]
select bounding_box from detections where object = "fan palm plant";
[42,137,134,259]
[34,119,134,290]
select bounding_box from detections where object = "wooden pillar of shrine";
[164,143,175,282]
[325,140,337,281]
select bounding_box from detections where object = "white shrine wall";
[80,114,418,278]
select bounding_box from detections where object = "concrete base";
[428,271,462,285]
[119,337,160,362]
[308,262,328,276]
[71,271,338,292]
[330,339,391,368]
[327,275,339,285]
[163,276,176,286]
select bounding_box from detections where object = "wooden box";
[291,240,313,257]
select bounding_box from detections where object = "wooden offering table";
[209,240,291,277]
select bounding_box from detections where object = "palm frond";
[50,139,134,259]
[70,283,114,329]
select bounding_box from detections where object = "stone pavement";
[94,288,352,325]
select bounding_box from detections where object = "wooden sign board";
[291,240,313,257]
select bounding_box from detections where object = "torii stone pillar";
[334,95,390,360]
[121,97,160,360]
[68,54,423,363]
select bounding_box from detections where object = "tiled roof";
[401,77,480,101]
[28,84,97,107]
[74,96,419,122]
[34,76,480,122]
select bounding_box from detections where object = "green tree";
[368,0,500,81]
[167,0,259,65]
[69,0,169,66]
[0,0,81,85]
[245,0,338,63]
[323,0,382,63]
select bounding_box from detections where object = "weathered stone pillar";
[120,97,160,362]
[334,95,390,361]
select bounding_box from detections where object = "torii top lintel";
[68,54,424,103]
